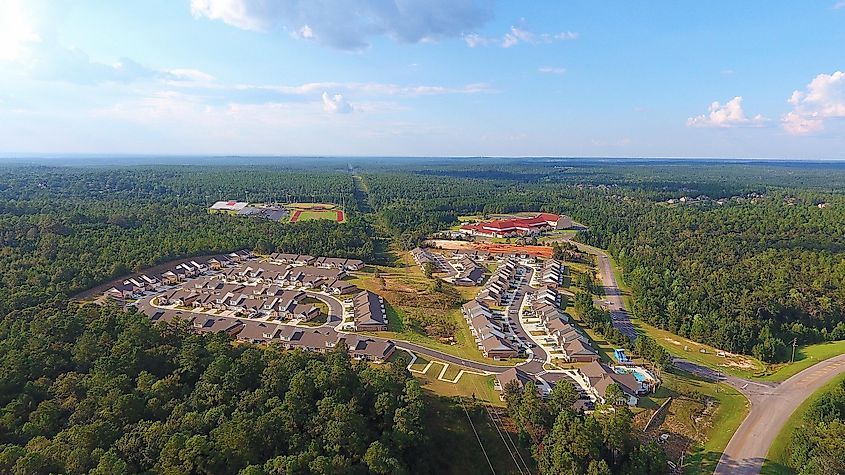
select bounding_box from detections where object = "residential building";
[353,290,388,331]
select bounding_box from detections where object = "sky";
[0,0,844,159]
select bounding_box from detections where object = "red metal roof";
[461,213,559,233]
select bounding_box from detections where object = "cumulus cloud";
[538,66,566,75]
[465,25,578,48]
[686,96,767,128]
[321,92,353,113]
[190,0,493,50]
[782,71,845,135]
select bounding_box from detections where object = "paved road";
[564,240,637,341]
[303,290,343,325]
[506,265,548,374]
[707,353,845,475]
[134,291,516,373]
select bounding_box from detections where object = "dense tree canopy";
[503,382,667,475]
[0,167,374,314]
[789,377,845,474]
[0,302,427,474]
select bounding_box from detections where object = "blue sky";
[1,0,844,158]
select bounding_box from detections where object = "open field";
[761,370,845,475]
[289,208,345,222]
[398,349,503,406]
[284,203,346,223]
[347,252,517,366]
[633,319,766,378]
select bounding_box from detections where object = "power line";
[465,374,531,475]
[457,395,496,475]
[490,403,532,474]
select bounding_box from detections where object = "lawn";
[405,350,504,405]
[291,210,343,222]
[632,318,766,379]
[758,339,845,381]
[761,370,845,475]
[421,370,502,406]
[635,370,749,475]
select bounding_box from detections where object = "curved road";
[705,354,845,475]
[562,237,845,473]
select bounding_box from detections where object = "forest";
[0,302,427,474]
[0,167,373,315]
[503,380,666,474]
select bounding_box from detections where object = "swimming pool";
[615,367,648,382]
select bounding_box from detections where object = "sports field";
[286,203,345,223]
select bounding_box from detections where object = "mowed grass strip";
[759,339,845,382]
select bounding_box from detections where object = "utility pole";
[791,338,798,363]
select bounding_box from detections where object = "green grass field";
[759,340,845,381]
[683,383,749,474]
[761,370,845,475]
[347,255,524,367]
[295,210,343,221]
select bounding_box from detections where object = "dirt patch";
[425,239,553,258]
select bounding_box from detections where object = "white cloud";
[256,81,494,98]
[782,71,845,135]
[463,33,491,48]
[190,0,493,50]
[538,66,566,75]
[687,96,767,128]
[554,31,579,41]
[162,68,216,86]
[0,0,41,61]
[465,25,578,49]
[189,0,270,30]
[833,1,845,9]
[322,92,353,113]
[502,26,533,47]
